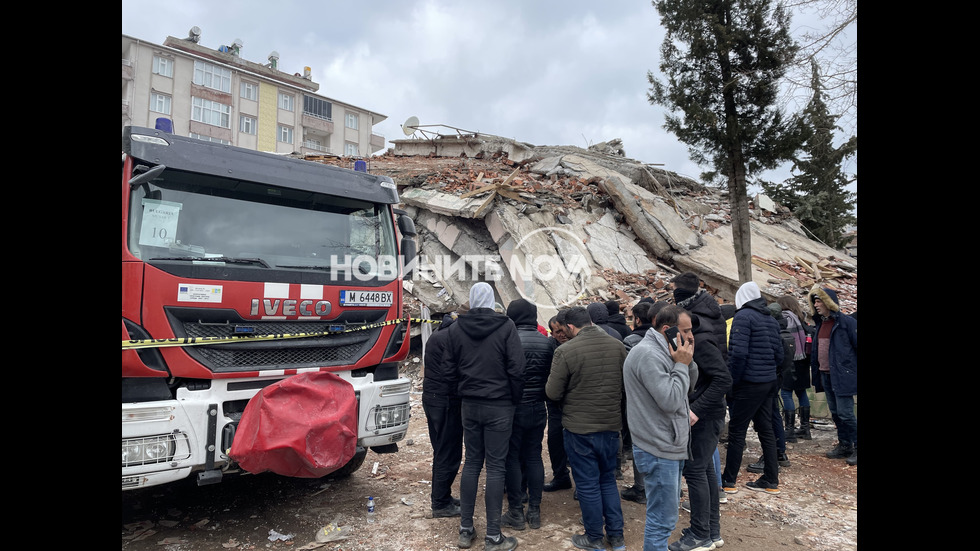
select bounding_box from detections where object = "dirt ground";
[122,360,858,551]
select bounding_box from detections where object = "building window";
[193,60,232,93]
[345,142,359,156]
[345,112,359,130]
[279,93,294,112]
[152,56,173,78]
[279,125,294,144]
[190,133,231,145]
[303,95,332,120]
[191,96,231,128]
[240,81,258,101]
[240,115,256,135]
[150,93,172,115]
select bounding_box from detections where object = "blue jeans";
[460,400,515,538]
[633,446,682,551]
[820,372,857,446]
[564,430,624,541]
[505,401,546,509]
[781,388,810,410]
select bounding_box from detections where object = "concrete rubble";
[298,133,857,330]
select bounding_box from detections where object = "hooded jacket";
[546,325,627,434]
[623,327,697,460]
[808,286,858,396]
[605,302,632,340]
[675,288,730,363]
[422,314,459,405]
[587,302,623,341]
[728,282,784,386]
[507,299,556,404]
[446,308,526,405]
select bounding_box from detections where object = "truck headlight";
[122,434,176,467]
[372,404,410,430]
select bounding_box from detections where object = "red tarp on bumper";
[229,372,358,478]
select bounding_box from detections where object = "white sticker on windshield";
[178,283,223,303]
[139,199,182,248]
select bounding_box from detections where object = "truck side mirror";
[396,212,417,280]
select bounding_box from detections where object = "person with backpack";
[776,295,814,440]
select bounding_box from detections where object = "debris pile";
[299,133,856,326]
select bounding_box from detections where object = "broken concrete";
[307,133,856,327]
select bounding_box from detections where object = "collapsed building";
[300,131,857,332]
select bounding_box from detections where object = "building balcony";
[302,113,334,134]
[122,58,134,81]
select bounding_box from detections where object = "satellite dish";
[402,116,420,136]
[187,26,201,43]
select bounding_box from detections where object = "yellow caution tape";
[122,317,441,351]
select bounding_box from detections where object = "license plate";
[340,290,393,307]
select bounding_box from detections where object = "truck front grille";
[172,315,383,372]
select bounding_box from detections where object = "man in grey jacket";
[624,305,698,551]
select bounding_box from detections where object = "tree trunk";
[728,155,753,285]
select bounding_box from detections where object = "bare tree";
[782,0,857,131]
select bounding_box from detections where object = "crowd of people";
[421,275,857,551]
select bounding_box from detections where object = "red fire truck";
[122,125,416,490]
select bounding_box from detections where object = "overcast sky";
[122,0,856,197]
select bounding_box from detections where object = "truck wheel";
[327,447,367,479]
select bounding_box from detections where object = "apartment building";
[122,28,387,157]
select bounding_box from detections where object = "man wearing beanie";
[721,281,784,496]
[501,299,556,531]
[808,286,858,465]
[546,306,628,551]
[605,300,631,340]
[668,274,732,551]
[446,282,525,551]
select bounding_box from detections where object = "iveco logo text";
[250,299,332,317]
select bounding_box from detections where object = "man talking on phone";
[623,305,699,551]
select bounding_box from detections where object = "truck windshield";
[127,167,397,278]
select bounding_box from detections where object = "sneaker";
[621,485,646,504]
[668,531,715,551]
[484,534,518,551]
[745,479,780,494]
[682,528,722,549]
[571,533,605,550]
[459,528,476,549]
[778,452,790,467]
[501,509,526,531]
[826,443,854,459]
[606,534,626,551]
[721,482,738,494]
[718,491,728,504]
[543,478,572,492]
[432,503,461,518]
[526,506,540,529]
[680,500,691,513]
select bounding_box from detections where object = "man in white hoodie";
[623,305,698,551]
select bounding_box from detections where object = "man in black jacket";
[501,299,556,531]
[446,282,526,551]
[670,273,733,551]
[423,311,464,519]
[544,315,573,493]
[605,300,632,340]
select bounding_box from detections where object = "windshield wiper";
[277,264,334,272]
[149,256,270,268]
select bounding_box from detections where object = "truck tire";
[327,447,367,479]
